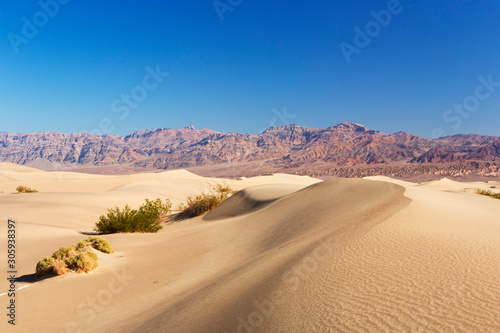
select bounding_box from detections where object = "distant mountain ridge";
[1,122,499,177]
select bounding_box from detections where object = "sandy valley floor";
[1,162,500,332]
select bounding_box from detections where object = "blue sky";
[1,1,499,138]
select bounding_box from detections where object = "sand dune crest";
[2,167,500,332]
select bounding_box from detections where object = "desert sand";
[1,162,500,332]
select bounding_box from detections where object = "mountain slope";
[0,123,499,177]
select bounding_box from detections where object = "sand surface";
[1,162,500,332]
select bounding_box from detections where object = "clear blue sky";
[1,1,499,138]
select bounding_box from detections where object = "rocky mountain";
[464,140,500,161]
[1,122,499,178]
[435,134,500,149]
[409,148,462,164]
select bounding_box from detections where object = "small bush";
[476,189,500,199]
[179,183,234,218]
[476,189,491,195]
[75,240,90,250]
[35,237,113,277]
[87,237,113,254]
[52,246,77,260]
[94,198,171,234]
[65,252,98,273]
[16,185,37,193]
[52,260,69,275]
[35,257,55,277]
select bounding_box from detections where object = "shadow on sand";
[16,273,54,284]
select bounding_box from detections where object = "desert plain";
[1,162,500,332]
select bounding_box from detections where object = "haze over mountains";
[1,122,499,178]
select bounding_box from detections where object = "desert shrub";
[476,189,500,199]
[212,183,233,199]
[35,237,113,277]
[65,252,98,273]
[179,183,234,218]
[476,189,492,195]
[52,260,69,275]
[16,185,38,193]
[87,237,113,254]
[139,198,172,216]
[52,246,77,260]
[95,205,134,234]
[35,257,55,277]
[94,198,171,234]
[75,240,90,251]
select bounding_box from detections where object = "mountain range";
[1,122,499,178]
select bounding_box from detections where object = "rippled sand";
[1,163,499,332]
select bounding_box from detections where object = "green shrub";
[476,189,500,199]
[35,257,55,277]
[87,237,113,254]
[212,183,233,199]
[94,198,171,234]
[75,240,90,250]
[179,183,234,218]
[52,246,77,260]
[65,252,98,273]
[16,185,37,193]
[35,238,113,277]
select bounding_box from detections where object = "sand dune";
[0,162,44,173]
[1,166,500,332]
[203,184,306,220]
